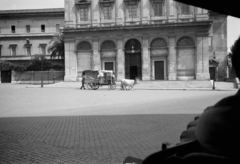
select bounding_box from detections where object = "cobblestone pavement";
[0,115,195,164]
[0,84,236,164]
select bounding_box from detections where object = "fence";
[12,71,64,84]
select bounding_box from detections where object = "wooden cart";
[82,70,116,90]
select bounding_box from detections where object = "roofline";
[0,8,64,15]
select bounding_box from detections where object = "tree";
[48,32,64,59]
[0,60,26,72]
[26,56,52,71]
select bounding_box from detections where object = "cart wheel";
[111,84,116,90]
[91,82,100,90]
[85,82,92,90]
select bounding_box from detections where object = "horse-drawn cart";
[82,70,116,90]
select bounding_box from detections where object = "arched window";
[177,37,195,47]
[77,41,92,51]
[151,38,167,48]
[101,40,116,50]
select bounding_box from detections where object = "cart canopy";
[82,70,113,79]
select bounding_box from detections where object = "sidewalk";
[29,81,238,91]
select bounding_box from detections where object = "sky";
[0,0,240,53]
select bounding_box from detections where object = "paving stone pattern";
[0,114,195,164]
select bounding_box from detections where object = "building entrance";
[125,39,142,79]
[154,61,164,80]
[1,70,11,83]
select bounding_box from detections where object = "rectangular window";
[128,4,137,18]
[153,2,164,17]
[40,44,46,55]
[56,24,60,32]
[41,25,45,32]
[26,25,30,33]
[11,25,15,33]
[11,46,17,56]
[26,47,31,56]
[0,45,2,56]
[104,62,114,71]
[179,3,191,15]
[103,6,112,20]
[80,8,89,21]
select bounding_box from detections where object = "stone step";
[215,81,236,89]
[116,80,212,89]
[45,80,237,90]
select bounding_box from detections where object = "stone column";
[64,39,78,81]
[142,36,150,80]
[92,38,101,70]
[168,35,177,80]
[116,37,125,80]
[196,34,210,80]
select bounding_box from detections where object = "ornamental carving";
[101,40,116,50]
[177,37,195,47]
[77,41,92,50]
[151,38,167,48]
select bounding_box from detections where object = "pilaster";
[116,37,124,80]
[142,0,150,24]
[196,33,210,80]
[64,39,78,81]
[92,38,101,70]
[116,0,124,25]
[142,36,150,80]
[168,34,177,80]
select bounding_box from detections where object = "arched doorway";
[125,39,142,79]
[177,37,195,80]
[150,38,168,80]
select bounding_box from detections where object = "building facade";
[64,0,227,81]
[0,8,64,82]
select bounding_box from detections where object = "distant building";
[64,0,227,81]
[0,8,64,82]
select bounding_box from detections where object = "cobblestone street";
[0,84,236,163]
[0,115,195,164]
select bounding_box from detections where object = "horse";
[120,78,140,90]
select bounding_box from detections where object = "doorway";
[125,39,142,79]
[154,61,164,80]
[1,70,12,83]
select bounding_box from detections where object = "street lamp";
[40,54,44,88]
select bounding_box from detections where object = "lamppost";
[40,54,44,88]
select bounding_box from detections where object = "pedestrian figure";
[112,72,115,84]
[80,72,86,90]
